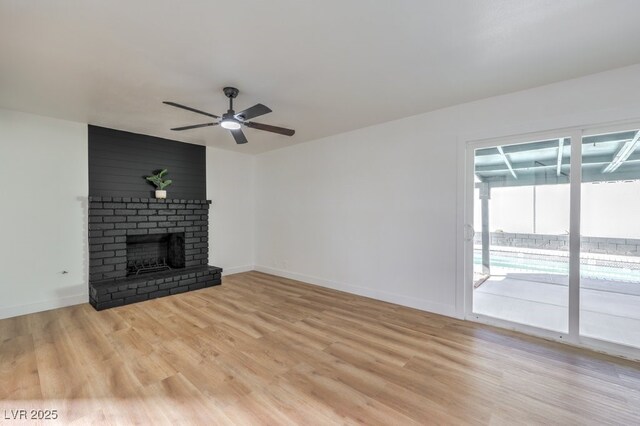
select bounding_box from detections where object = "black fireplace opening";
[126,233,185,276]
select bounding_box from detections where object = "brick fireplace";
[88,196,221,310]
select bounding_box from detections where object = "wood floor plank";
[281,362,421,426]
[0,270,639,424]
[0,313,31,343]
[0,334,41,400]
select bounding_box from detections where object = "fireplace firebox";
[126,232,185,275]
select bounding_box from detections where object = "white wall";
[206,147,255,275]
[473,184,571,235]
[0,109,88,319]
[255,64,640,318]
[473,181,640,237]
[485,186,536,233]
[535,185,571,235]
[582,181,640,238]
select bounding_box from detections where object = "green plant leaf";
[145,169,172,189]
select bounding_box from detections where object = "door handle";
[464,224,476,242]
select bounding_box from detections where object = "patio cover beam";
[603,130,640,173]
[557,138,564,176]
[475,152,640,174]
[497,146,518,179]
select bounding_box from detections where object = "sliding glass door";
[471,136,572,333]
[466,124,640,354]
[580,128,640,349]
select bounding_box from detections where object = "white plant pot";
[155,189,167,199]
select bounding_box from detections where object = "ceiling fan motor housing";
[223,87,239,99]
[222,112,238,121]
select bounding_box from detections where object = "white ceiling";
[2,1,640,154]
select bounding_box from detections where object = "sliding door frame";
[462,120,640,361]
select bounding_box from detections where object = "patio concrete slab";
[474,274,640,348]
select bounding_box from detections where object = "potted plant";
[146,169,173,199]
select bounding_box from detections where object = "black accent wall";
[88,126,206,200]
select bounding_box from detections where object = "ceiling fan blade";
[230,128,248,144]
[244,121,295,136]
[171,122,218,131]
[235,103,272,121]
[163,101,219,118]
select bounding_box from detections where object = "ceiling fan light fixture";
[220,119,241,130]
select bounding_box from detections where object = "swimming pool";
[474,250,640,283]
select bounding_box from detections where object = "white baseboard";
[221,265,255,276]
[254,265,459,319]
[0,293,88,320]
[0,268,457,321]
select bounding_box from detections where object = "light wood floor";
[2,271,640,425]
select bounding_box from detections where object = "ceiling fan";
[163,87,295,144]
